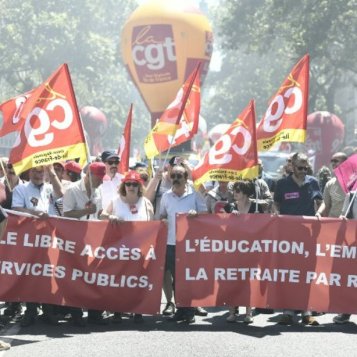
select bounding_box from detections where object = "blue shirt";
[274,174,322,216]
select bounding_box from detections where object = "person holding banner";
[146,156,196,316]
[63,162,107,326]
[224,180,265,324]
[12,165,64,327]
[274,152,322,326]
[159,164,207,324]
[100,150,123,211]
[333,190,356,324]
[0,163,24,317]
[100,170,153,323]
[315,152,347,219]
[0,206,11,351]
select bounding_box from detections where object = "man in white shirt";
[100,150,123,211]
[12,165,63,327]
[63,162,107,325]
[160,164,207,323]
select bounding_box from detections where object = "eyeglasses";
[170,173,184,179]
[296,166,309,171]
[107,160,119,166]
[125,182,139,187]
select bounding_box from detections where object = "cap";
[122,170,144,185]
[130,161,147,170]
[89,162,106,179]
[64,161,82,174]
[101,150,120,162]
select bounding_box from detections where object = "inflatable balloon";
[80,106,108,156]
[121,0,213,126]
[305,111,345,170]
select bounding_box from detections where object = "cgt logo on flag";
[192,100,259,188]
[257,54,309,151]
[0,64,87,174]
[14,85,72,149]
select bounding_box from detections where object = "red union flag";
[0,64,87,174]
[256,54,309,151]
[334,153,357,193]
[192,100,259,188]
[144,64,200,159]
[118,104,133,174]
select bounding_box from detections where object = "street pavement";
[0,304,356,357]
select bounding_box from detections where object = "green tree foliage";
[202,0,357,140]
[0,0,149,152]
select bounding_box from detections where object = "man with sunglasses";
[315,152,347,219]
[274,152,322,326]
[100,150,123,211]
[159,164,207,323]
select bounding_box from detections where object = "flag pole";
[160,62,201,170]
[342,190,357,218]
[64,63,94,197]
[0,161,12,193]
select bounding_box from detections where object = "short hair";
[331,152,348,161]
[232,180,255,197]
[291,152,308,165]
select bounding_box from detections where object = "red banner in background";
[175,214,357,314]
[0,214,167,314]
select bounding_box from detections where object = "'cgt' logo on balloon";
[131,24,177,82]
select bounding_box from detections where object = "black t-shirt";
[224,201,264,214]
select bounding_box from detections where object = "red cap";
[89,162,106,179]
[122,170,144,185]
[64,161,82,174]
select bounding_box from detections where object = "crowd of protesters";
[0,145,356,350]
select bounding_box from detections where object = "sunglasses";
[125,182,139,187]
[330,159,340,163]
[170,173,184,179]
[6,164,13,169]
[296,166,309,171]
[234,189,241,193]
[107,160,119,166]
